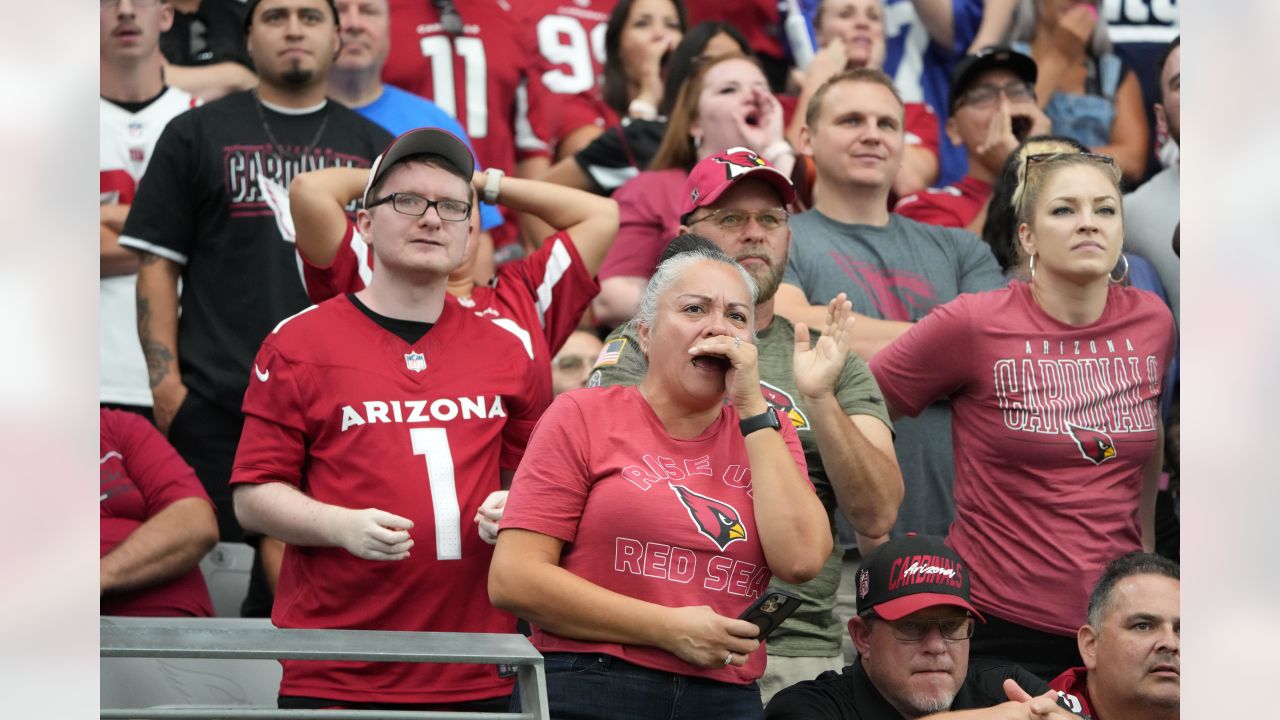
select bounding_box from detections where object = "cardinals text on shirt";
[994,336,1161,436]
[339,396,507,432]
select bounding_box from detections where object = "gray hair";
[1010,0,1112,57]
[636,244,759,340]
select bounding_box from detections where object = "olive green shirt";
[587,315,892,656]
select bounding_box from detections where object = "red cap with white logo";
[854,533,985,622]
[680,147,796,217]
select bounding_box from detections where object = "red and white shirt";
[894,174,993,229]
[501,385,810,684]
[520,0,618,146]
[870,283,1176,635]
[231,296,547,704]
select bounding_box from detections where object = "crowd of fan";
[100,0,1180,717]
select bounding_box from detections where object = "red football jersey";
[231,296,547,704]
[383,0,553,174]
[521,0,618,144]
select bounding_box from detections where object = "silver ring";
[733,337,741,348]
[723,653,733,665]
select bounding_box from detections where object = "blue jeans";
[515,652,764,720]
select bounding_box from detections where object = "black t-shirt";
[765,658,1086,720]
[120,91,393,414]
[160,0,252,68]
[573,118,666,196]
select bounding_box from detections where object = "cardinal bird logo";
[1065,423,1118,465]
[760,381,809,431]
[670,484,747,551]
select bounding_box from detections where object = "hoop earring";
[1028,253,1037,282]
[1109,254,1130,284]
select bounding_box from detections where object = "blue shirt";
[356,85,504,232]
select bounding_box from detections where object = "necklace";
[253,90,330,163]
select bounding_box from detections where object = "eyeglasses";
[366,193,471,222]
[1023,151,1117,178]
[958,80,1035,109]
[687,208,789,233]
[872,615,975,643]
[101,0,163,6]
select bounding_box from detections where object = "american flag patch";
[593,338,627,368]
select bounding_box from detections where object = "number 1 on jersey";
[409,427,462,560]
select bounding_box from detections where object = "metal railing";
[101,617,548,720]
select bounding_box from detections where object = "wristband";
[762,140,795,162]
[483,168,504,205]
[628,98,658,120]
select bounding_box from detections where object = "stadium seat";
[198,542,255,617]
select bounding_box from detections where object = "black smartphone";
[738,589,804,640]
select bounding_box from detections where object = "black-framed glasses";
[958,80,1035,109]
[687,208,789,233]
[873,615,975,643]
[1023,151,1117,178]
[366,193,471,222]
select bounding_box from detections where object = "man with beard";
[587,148,903,702]
[767,534,1085,719]
[120,0,391,607]
[1050,553,1180,720]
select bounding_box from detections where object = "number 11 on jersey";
[410,427,462,560]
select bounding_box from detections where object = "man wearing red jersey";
[381,0,560,250]
[231,129,547,711]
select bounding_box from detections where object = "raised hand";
[659,605,762,668]
[335,508,414,561]
[688,333,765,416]
[794,293,855,401]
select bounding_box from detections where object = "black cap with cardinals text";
[856,533,985,622]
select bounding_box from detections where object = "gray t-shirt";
[588,315,891,657]
[1123,165,1179,326]
[783,210,1004,544]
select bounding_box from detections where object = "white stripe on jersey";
[272,304,319,334]
[535,238,573,329]
[118,236,188,265]
[489,318,534,360]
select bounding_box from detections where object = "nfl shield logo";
[857,569,870,599]
[404,351,426,373]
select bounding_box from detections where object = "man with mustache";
[766,534,1084,719]
[1050,553,1180,720]
[588,148,904,702]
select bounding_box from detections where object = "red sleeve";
[299,220,371,304]
[498,231,600,354]
[893,192,964,228]
[231,342,309,489]
[514,33,555,163]
[904,102,941,160]
[500,394,593,543]
[598,173,680,280]
[108,410,211,515]
[868,295,975,418]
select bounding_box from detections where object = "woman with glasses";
[867,151,1175,680]
[592,52,796,327]
[1008,0,1149,182]
[491,243,831,718]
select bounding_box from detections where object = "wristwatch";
[740,409,782,437]
[483,168,505,205]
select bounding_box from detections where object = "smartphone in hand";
[738,589,804,641]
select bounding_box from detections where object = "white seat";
[198,542,255,617]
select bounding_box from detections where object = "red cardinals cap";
[855,533,985,622]
[680,147,796,217]
[363,128,476,208]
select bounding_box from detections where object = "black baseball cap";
[855,533,985,622]
[244,0,340,31]
[362,128,477,208]
[949,46,1038,113]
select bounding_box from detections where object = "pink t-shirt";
[869,282,1175,635]
[598,168,687,280]
[501,385,809,684]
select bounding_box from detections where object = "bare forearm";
[135,255,182,391]
[101,498,218,595]
[804,395,902,536]
[745,430,832,583]
[911,0,956,49]
[490,174,619,241]
[893,147,940,197]
[101,226,139,277]
[163,62,257,101]
[967,0,1019,52]
[849,314,913,361]
[490,534,672,646]
[232,483,349,548]
[289,167,367,266]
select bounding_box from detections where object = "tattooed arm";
[135,252,186,434]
